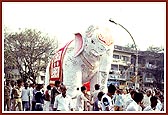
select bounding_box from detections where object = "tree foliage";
[125,43,137,50]
[146,45,164,53]
[4,28,57,83]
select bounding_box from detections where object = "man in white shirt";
[123,90,136,111]
[22,82,30,111]
[29,83,35,111]
[143,96,159,111]
[53,85,74,111]
[101,84,116,111]
[91,84,100,103]
[126,92,143,111]
[76,86,93,111]
[142,89,152,109]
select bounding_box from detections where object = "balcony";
[112,59,130,66]
[109,74,127,81]
[144,78,153,83]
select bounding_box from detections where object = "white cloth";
[124,94,133,110]
[143,105,160,111]
[29,87,34,102]
[76,92,89,111]
[72,90,80,109]
[126,100,142,111]
[122,94,129,110]
[142,94,151,107]
[91,90,100,103]
[22,87,30,101]
[101,94,114,111]
[53,94,73,111]
[156,99,163,111]
[43,101,51,111]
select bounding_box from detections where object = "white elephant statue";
[45,24,114,97]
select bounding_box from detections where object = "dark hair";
[159,95,164,99]
[11,80,15,83]
[150,96,158,103]
[24,82,28,86]
[116,89,121,94]
[81,86,86,92]
[129,88,132,92]
[47,85,51,90]
[133,92,144,103]
[130,90,137,96]
[36,84,43,90]
[55,80,60,86]
[94,84,100,90]
[108,84,116,94]
[60,85,67,90]
[17,79,22,84]
[97,91,104,98]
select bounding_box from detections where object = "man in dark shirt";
[50,80,61,110]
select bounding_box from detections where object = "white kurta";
[126,100,142,111]
[53,94,73,111]
[76,92,89,111]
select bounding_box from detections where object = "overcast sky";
[2,2,166,51]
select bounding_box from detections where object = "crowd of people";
[4,78,164,111]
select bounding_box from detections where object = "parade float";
[45,24,115,97]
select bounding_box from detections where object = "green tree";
[146,45,164,53]
[4,28,57,83]
[125,43,137,50]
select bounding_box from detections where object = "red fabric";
[49,40,73,85]
[83,81,90,91]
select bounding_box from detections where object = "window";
[122,56,129,61]
[113,54,119,59]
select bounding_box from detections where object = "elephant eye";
[91,40,95,44]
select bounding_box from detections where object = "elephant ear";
[74,33,84,57]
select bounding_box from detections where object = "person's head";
[47,85,51,90]
[81,86,87,94]
[24,82,28,88]
[159,95,164,103]
[10,80,15,86]
[108,84,116,95]
[94,84,100,90]
[17,79,23,87]
[55,80,61,87]
[97,91,104,101]
[36,84,43,90]
[30,83,35,88]
[60,85,67,96]
[146,89,152,97]
[116,89,121,95]
[150,96,158,108]
[122,89,128,95]
[130,90,137,99]
[133,92,144,104]
[6,79,10,85]
[129,88,133,93]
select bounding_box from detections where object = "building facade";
[108,45,164,90]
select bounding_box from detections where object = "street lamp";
[109,19,139,89]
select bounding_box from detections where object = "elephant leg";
[63,69,83,98]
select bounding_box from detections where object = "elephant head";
[74,25,114,58]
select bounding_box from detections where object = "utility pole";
[109,19,139,89]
